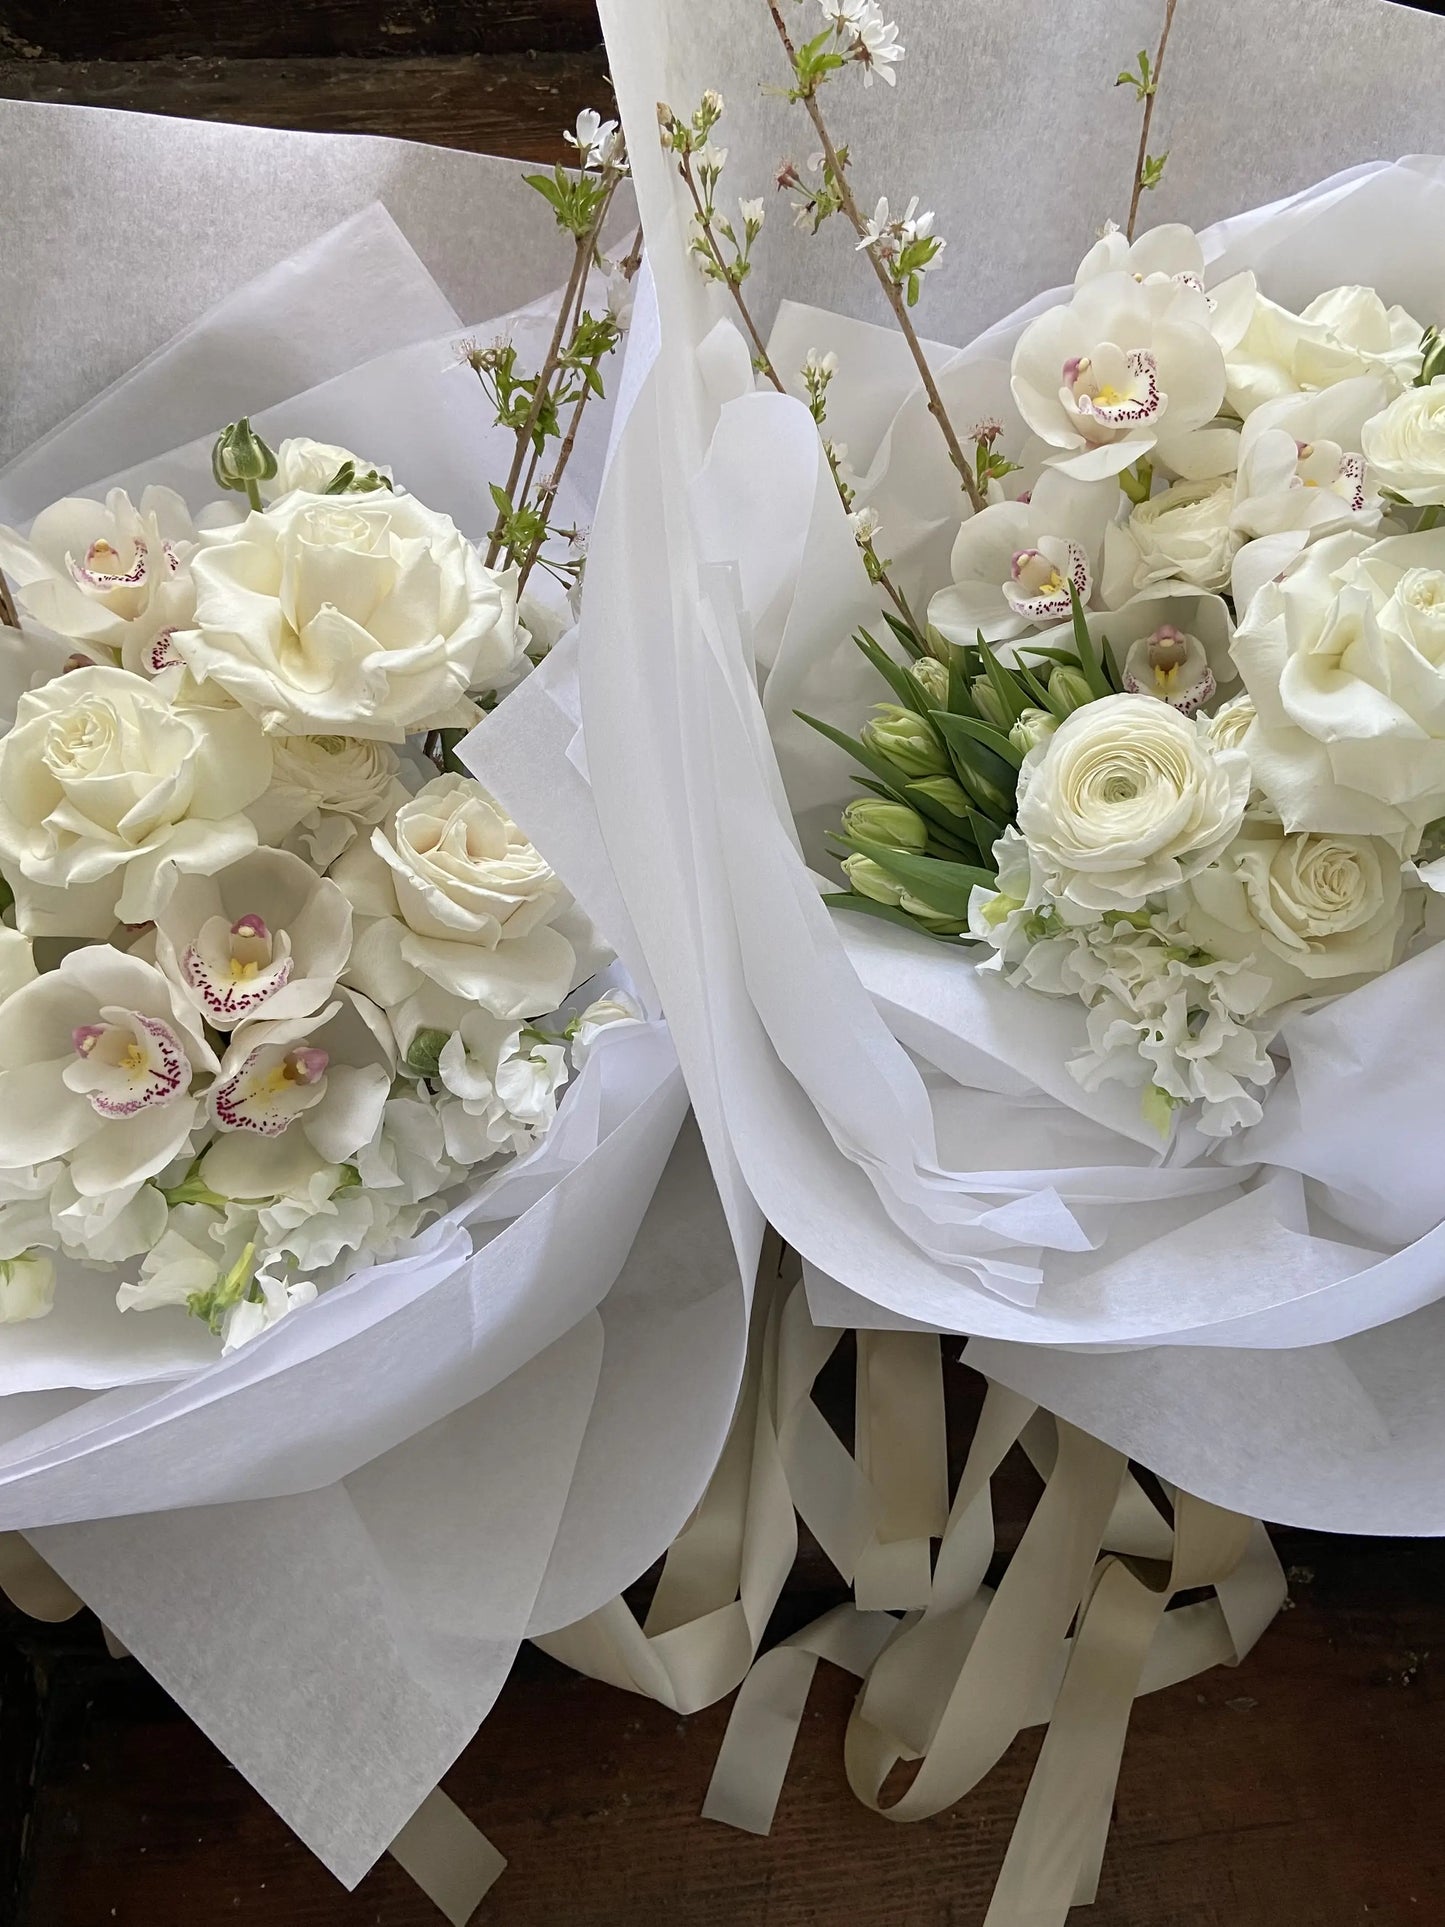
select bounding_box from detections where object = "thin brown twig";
[677,153,786,389]
[765,1,983,515]
[1126,0,1179,242]
[0,572,17,632]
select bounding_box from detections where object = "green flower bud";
[405,1026,452,1079]
[923,623,953,663]
[843,798,929,852]
[1009,705,1059,755]
[969,676,1012,731]
[907,774,973,820]
[841,853,904,906]
[212,417,278,494]
[1048,666,1096,716]
[909,657,949,706]
[860,703,949,778]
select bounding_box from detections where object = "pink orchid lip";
[68,535,149,592]
[1061,356,1087,386]
[285,1047,329,1086]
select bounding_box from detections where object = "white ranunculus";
[437,1011,570,1163]
[155,846,352,1032]
[1231,528,1445,837]
[1016,693,1251,912]
[1010,267,1226,481]
[0,1251,56,1323]
[260,733,410,869]
[1360,377,1445,507]
[1102,478,1240,603]
[569,989,647,1069]
[1171,815,1413,1011]
[0,488,197,676]
[272,438,390,497]
[0,665,272,935]
[1223,285,1423,418]
[333,774,577,1026]
[0,946,216,1198]
[927,470,1117,647]
[1200,692,1256,755]
[177,492,523,739]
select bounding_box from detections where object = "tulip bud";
[0,1252,55,1325]
[907,774,973,820]
[212,418,278,508]
[843,798,929,852]
[861,704,949,778]
[1009,706,1059,755]
[1048,665,1096,716]
[909,657,949,705]
[969,676,1012,731]
[841,853,904,906]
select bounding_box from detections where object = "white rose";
[0,665,272,935]
[272,438,390,497]
[333,774,577,1027]
[1223,286,1423,418]
[1200,692,1256,754]
[1010,268,1227,481]
[1016,692,1251,912]
[0,487,197,676]
[1232,528,1445,836]
[1360,377,1445,507]
[178,492,523,738]
[1172,815,1413,1011]
[0,1251,56,1323]
[1102,478,1240,603]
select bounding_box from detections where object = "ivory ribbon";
[0,1530,504,1927]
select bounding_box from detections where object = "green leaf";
[796,710,921,793]
[489,482,514,519]
[1068,584,1113,700]
[855,629,932,718]
[821,891,971,944]
[881,610,927,661]
[841,834,995,917]
[946,644,975,717]
[930,707,1024,771]
[978,634,1029,726]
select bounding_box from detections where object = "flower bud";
[969,676,1012,731]
[0,1251,55,1325]
[860,704,949,778]
[841,853,904,906]
[212,418,278,493]
[1048,665,1096,716]
[907,774,973,820]
[1009,706,1059,755]
[843,798,928,852]
[909,657,949,705]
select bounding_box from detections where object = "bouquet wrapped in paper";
[0,99,752,1905]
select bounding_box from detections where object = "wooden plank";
[0,0,602,61]
[0,53,612,160]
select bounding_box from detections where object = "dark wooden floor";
[3,3,1445,1921]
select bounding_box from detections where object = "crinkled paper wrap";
[0,103,752,1886]
[541,0,1445,1529]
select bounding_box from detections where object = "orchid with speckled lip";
[927,469,1117,647]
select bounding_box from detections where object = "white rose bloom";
[1010,267,1227,481]
[0,946,216,1198]
[437,1011,570,1164]
[1231,528,1445,837]
[0,1252,56,1324]
[178,492,523,739]
[1360,376,1445,507]
[0,665,272,936]
[1102,477,1240,604]
[334,774,577,1028]
[1200,692,1256,754]
[272,438,390,497]
[1016,693,1251,912]
[1223,285,1423,418]
[569,989,647,1070]
[1171,815,1413,1012]
[0,487,197,677]
[927,470,1117,647]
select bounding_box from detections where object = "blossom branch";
[765,0,984,515]
[1123,0,1179,241]
[674,147,787,389]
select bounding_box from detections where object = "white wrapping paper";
[0,102,750,1886]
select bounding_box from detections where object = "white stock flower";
[0,947,215,1198]
[1360,376,1445,507]
[272,438,389,497]
[1016,693,1251,912]
[352,1090,458,1206]
[0,665,271,936]
[155,847,352,1033]
[569,988,646,1069]
[116,1201,255,1314]
[1102,477,1240,603]
[927,470,1117,647]
[437,1012,570,1163]
[52,1172,168,1265]
[0,1252,56,1323]
[0,488,197,677]
[1223,285,1423,418]
[1171,814,1412,1012]
[334,774,577,1031]
[179,493,523,739]
[1231,528,1445,837]
[1011,268,1226,480]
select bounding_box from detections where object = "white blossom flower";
[569,989,647,1070]
[928,469,1117,647]
[847,506,883,547]
[437,1011,570,1163]
[564,108,623,171]
[856,196,940,269]
[738,197,766,233]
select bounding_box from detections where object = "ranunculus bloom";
[333,774,577,1031]
[1231,528,1445,837]
[1102,477,1240,604]
[1172,815,1413,1011]
[1016,693,1250,912]
[177,492,523,739]
[1223,285,1423,418]
[927,470,1117,647]
[0,947,216,1197]
[1360,376,1445,507]
[0,665,272,935]
[261,733,410,867]
[1010,268,1226,481]
[0,487,197,676]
